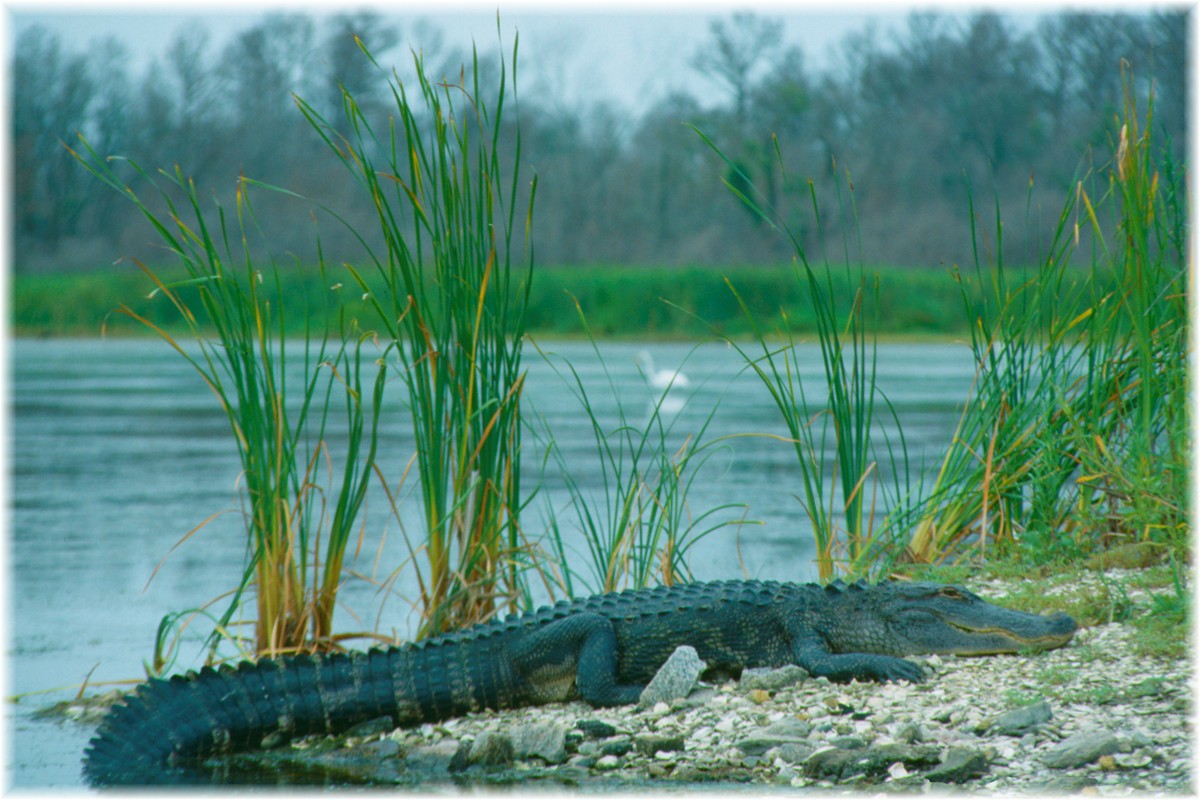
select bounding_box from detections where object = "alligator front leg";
[791,636,926,683]
[508,613,645,707]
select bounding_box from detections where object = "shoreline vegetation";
[11,262,1115,342]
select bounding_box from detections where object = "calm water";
[8,337,975,787]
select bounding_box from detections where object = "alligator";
[82,579,1076,785]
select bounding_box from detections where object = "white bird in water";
[636,350,690,390]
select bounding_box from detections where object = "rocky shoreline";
[226,572,1191,793]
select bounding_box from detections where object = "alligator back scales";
[82,578,1077,785]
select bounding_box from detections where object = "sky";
[6,2,948,117]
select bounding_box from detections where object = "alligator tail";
[82,648,409,786]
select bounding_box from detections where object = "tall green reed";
[297,34,536,637]
[903,69,1188,564]
[71,144,386,659]
[693,131,908,581]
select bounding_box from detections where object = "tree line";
[11,9,1187,273]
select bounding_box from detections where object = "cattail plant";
[71,144,386,661]
[297,32,537,637]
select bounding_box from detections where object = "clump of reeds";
[693,66,1186,578]
[71,144,386,661]
[901,66,1188,565]
[296,33,537,637]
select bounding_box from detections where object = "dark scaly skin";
[82,579,1077,785]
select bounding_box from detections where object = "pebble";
[925,746,992,783]
[1042,730,1121,768]
[575,719,616,739]
[467,731,514,767]
[637,646,705,709]
[594,754,621,771]
[740,665,809,691]
[509,722,567,764]
[987,698,1053,736]
[634,733,686,756]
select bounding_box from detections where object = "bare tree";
[321,11,400,123]
[691,12,783,125]
[12,27,95,248]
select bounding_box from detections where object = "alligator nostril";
[1047,612,1078,633]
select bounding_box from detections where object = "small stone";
[740,665,809,691]
[804,743,941,781]
[1128,731,1154,749]
[777,742,815,764]
[634,733,686,756]
[448,741,473,773]
[762,718,812,738]
[673,687,717,709]
[1038,774,1098,793]
[733,724,815,757]
[576,719,617,739]
[749,689,772,704]
[594,754,621,771]
[672,764,709,781]
[926,747,992,783]
[887,761,910,780]
[822,696,854,715]
[638,646,706,709]
[988,699,1053,736]
[1113,751,1154,769]
[509,722,567,764]
[1098,754,1118,771]
[930,706,955,723]
[830,736,866,750]
[360,738,401,759]
[467,731,514,767]
[1042,730,1120,769]
[601,739,633,757]
[343,715,396,738]
[405,739,463,774]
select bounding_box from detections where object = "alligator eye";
[938,587,965,600]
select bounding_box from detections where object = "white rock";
[594,755,621,771]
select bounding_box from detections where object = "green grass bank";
[11,263,1103,340]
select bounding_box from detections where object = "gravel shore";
[240,570,1191,793]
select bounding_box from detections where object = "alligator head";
[824,581,1078,657]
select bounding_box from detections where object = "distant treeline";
[12,10,1187,274]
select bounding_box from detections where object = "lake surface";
[8,337,976,787]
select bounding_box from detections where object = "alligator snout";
[1048,611,1077,631]
[1000,609,1077,651]
[1044,611,1078,641]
